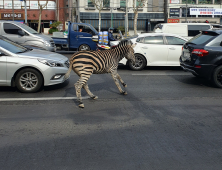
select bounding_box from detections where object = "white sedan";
[119,33,188,70]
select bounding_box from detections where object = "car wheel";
[128,54,146,71]
[79,44,90,51]
[15,68,43,93]
[212,65,222,88]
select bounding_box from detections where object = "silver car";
[0,21,56,52]
[0,36,69,93]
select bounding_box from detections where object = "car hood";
[32,33,53,41]
[17,49,68,61]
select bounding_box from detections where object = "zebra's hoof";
[91,95,98,100]
[122,91,127,95]
[123,83,127,87]
[79,103,84,108]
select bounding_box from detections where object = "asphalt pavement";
[0,56,222,170]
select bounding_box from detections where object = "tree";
[89,0,110,32]
[37,0,48,33]
[132,0,147,35]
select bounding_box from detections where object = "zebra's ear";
[131,43,137,48]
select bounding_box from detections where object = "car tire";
[128,54,146,71]
[15,68,43,93]
[212,65,222,88]
[79,44,90,51]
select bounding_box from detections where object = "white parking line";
[0,96,90,102]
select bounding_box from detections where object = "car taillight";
[192,49,209,57]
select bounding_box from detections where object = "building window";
[215,0,222,4]
[103,0,110,8]
[88,0,94,7]
[198,0,212,4]
[182,0,196,4]
[120,0,126,8]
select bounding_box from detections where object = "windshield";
[124,35,139,40]
[87,24,98,34]
[153,24,163,31]
[0,37,28,54]
[18,23,39,34]
[188,32,217,45]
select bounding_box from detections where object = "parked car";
[119,33,188,70]
[0,20,56,51]
[211,24,222,29]
[180,30,222,88]
[153,23,212,40]
[0,36,69,93]
[52,22,98,51]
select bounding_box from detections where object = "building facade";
[0,0,70,32]
[168,0,222,24]
[75,0,165,33]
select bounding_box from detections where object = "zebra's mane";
[116,39,132,48]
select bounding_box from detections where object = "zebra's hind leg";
[74,77,87,108]
[83,83,98,99]
[111,70,127,95]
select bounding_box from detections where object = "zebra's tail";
[64,61,73,80]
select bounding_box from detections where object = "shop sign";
[2,1,55,9]
[170,8,180,17]
[190,8,222,15]
[1,13,24,20]
[168,19,180,23]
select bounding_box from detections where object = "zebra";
[64,40,136,108]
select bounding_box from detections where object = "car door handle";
[169,47,175,50]
[142,46,148,49]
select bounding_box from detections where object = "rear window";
[188,25,211,37]
[187,32,218,45]
[153,24,163,31]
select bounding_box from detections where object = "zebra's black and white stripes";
[64,40,136,108]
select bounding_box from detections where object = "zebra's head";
[118,40,136,65]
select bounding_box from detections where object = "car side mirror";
[220,41,222,46]
[18,30,25,36]
[0,52,5,56]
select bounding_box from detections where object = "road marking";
[132,73,190,76]
[0,96,90,102]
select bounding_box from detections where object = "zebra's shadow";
[63,74,123,98]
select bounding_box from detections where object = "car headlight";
[44,41,51,47]
[38,59,63,67]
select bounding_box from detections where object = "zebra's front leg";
[116,73,127,87]
[83,83,98,99]
[111,70,127,95]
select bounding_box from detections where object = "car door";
[0,49,7,85]
[165,36,187,66]
[140,35,168,65]
[77,24,95,50]
[3,23,26,45]
[69,23,78,49]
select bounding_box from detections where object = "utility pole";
[12,0,14,21]
[125,0,128,36]
[186,0,188,23]
[24,0,27,24]
[111,7,113,28]
[164,0,168,23]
